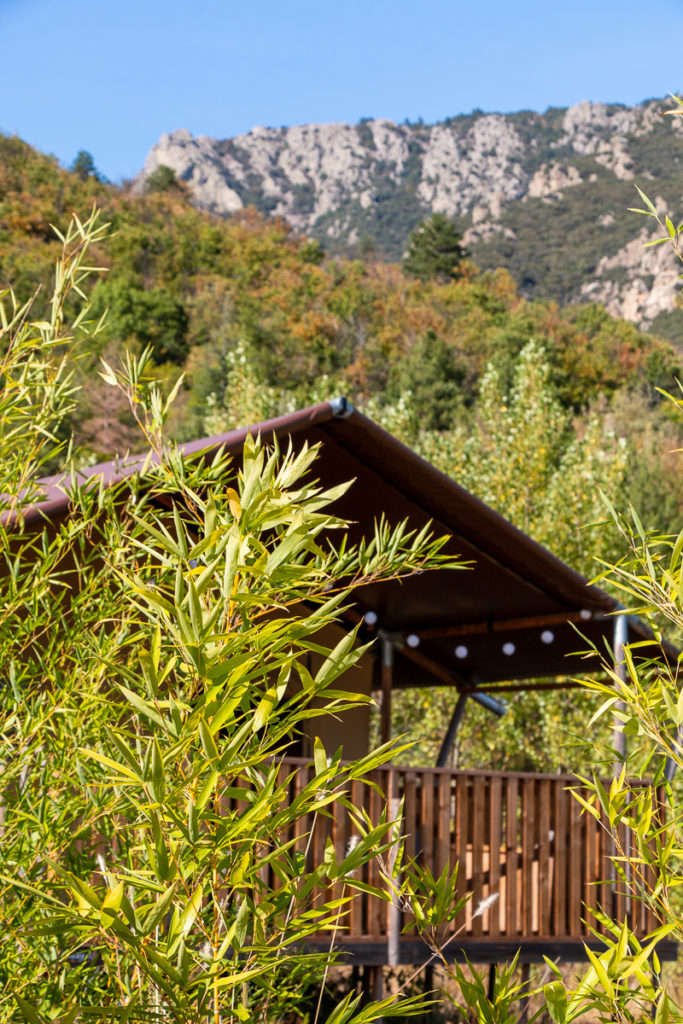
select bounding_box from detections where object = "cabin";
[20,397,676,975]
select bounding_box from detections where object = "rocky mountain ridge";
[141,99,683,340]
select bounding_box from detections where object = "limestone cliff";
[140,98,683,338]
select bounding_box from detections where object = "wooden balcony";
[274,759,673,965]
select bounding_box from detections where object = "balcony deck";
[274,758,675,965]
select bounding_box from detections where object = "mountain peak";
[140,98,683,335]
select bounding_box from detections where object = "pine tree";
[70,149,102,181]
[402,212,467,281]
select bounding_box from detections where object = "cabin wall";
[301,622,372,761]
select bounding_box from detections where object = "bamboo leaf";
[141,883,176,935]
[199,717,220,761]
[176,883,204,941]
[119,684,166,729]
[81,749,142,784]
[14,995,47,1024]
[314,736,328,776]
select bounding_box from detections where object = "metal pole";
[436,692,468,768]
[613,614,628,765]
[612,613,630,923]
[387,767,401,967]
[664,736,680,782]
[381,634,393,746]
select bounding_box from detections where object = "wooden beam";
[401,646,583,695]
[412,610,597,641]
[300,937,679,965]
[400,642,468,689]
[473,681,585,694]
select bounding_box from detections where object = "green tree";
[387,330,468,431]
[374,341,628,772]
[144,163,179,193]
[402,212,467,281]
[90,275,189,364]
[70,149,102,182]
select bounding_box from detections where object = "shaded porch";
[26,399,678,968]
[272,759,673,965]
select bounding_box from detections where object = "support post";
[381,634,393,746]
[487,963,496,1001]
[520,963,530,1024]
[436,692,468,768]
[424,962,434,997]
[613,614,628,765]
[367,965,383,1002]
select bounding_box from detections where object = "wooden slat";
[400,768,418,936]
[403,771,417,867]
[313,801,328,927]
[331,781,346,917]
[387,768,401,966]
[522,779,536,935]
[599,803,614,935]
[349,779,364,940]
[293,764,309,857]
[653,785,666,932]
[614,818,626,930]
[489,776,502,937]
[421,770,435,874]
[437,773,451,876]
[369,772,384,938]
[599,788,619,934]
[505,777,519,937]
[472,776,486,936]
[269,762,290,894]
[645,792,661,933]
[643,786,663,934]
[568,789,583,936]
[455,773,469,932]
[582,786,597,932]
[554,782,568,937]
[539,779,551,936]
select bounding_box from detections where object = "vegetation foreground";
[3,110,683,1021]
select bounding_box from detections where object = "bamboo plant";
[0,211,464,1023]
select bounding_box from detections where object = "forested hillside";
[3,130,683,770]
[142,98,683,343]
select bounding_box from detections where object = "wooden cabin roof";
[21,397,665,693]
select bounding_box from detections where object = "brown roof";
[23,398,663,692]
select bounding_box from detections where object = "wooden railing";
[272,759,660,951]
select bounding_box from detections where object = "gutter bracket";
[329,396,354,419]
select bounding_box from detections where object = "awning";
[18,397,667,691]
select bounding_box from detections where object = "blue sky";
[3,0,683,183]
